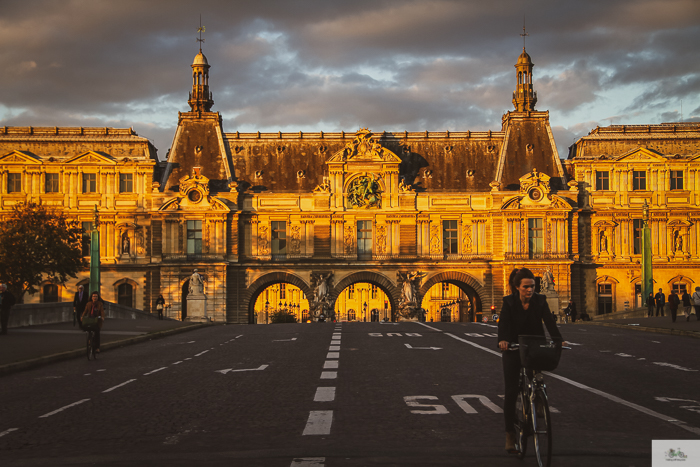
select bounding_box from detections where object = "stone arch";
[243,272,312,324]
[419,271,488,314]
[330,271,401,319]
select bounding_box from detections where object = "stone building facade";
[1,46,698,321]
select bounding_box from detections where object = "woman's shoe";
[505,431,517,453]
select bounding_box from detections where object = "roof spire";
[196,15,206,53]
[520,16,529,51]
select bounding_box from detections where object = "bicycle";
[508,335,569,467]
[82,316,101,361]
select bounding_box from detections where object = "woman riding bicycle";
[81,291,105,353]
[498,268,565,453]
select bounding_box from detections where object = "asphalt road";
[1,321,698,466]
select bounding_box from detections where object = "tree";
[0,202,87,303]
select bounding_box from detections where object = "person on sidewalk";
[0,284,16,335]
[681,289,693,322]
[81,292,105,352]
[668,289,680,323]
[691,287,700,322]
[655,288,666,317]
[155,294,165,320]
[73,285,89,329]
[646,292,655,318]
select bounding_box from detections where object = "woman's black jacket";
[497,293,563,345]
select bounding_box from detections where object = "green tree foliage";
[269,309,298,324]
[0,202,87,302]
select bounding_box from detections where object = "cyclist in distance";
[497,268,565,453]
[82,291,105,353]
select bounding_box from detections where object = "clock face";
[188,190,202,203]
[528,188,542,201]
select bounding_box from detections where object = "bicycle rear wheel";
[515,390,529,458]
[86,332,93,361]
[532,389,552,467]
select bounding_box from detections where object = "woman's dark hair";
[512,268,536,289]
[508,268,520,294]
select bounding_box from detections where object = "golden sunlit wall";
[334,283,390,321]
[424,283,473,323]
[253,284,310,323]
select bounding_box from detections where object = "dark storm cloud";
[1,0,699,156]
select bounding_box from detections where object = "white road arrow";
[216,364,269,374]
[404,343,441,350]
[656,397,699,403]
[273,338,297,342]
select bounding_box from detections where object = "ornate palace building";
[1,46,699,322]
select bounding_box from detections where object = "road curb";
[0,323,211,377]
[585,321,700,339]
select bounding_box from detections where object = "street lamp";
[265,300,269,324]
[363,301,368,322]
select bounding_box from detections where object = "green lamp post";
[89,205,101,295]
[641,200,653,304]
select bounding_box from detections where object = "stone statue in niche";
[674,230,683,253]
[396,271,427,320]
[599,231,608,253]
[136,230,145,255]
[122,233,130,255]
[189,269,204,295]
[541,266,555,293]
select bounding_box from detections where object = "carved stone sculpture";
[189,269,204,295]
[396,271,427,320]
[541,266,554,293]
[310,272,333,319]
[122,233,130,255]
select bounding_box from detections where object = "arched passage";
[418,271,487,322]
[330,272,401,321]
[243,272,312,324]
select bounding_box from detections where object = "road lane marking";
[404,396,449,414]
[274,338,298,342]
[194,350,209,357]
[323,360,339,369]
[314,387,336,402]
[291,458,325,466]
[144,367,167,376]
[416,322,442,331]
[97,369,106,372]
[452,395,503,413]
[653,362,697,372]
[444,332,700,436]
[39,399,90,418]
[326,352,340,359]
[187,341,195,343]
[172,361,183,365]
[184,358,192,360]
[0,428,19,438]
[329,345,340,351]
[216,365,269,374]
[331,340,341,345]
[103,379,137,393]
[303,410,333,435]
[404,344,441,350]
[320,371,337,379]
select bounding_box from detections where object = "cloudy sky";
[1,0,699,159]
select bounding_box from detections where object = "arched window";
[347,309,356,321]
[118,283,134,308]
[43,284,59,303]
[518,72,522,84]
[671,281,688,295]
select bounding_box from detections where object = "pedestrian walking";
[646,292,655,318]
[691,286,700,321]
[654,288,666,317]
[73,285,89,328]
[0,284,17,335]
[565,300,578,323]
[668,289,680,323]
[155,294,165,320]
[681,289,693,321]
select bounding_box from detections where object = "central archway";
[330,272,401,321]
[243,272,312,324]
[418,271,487,322]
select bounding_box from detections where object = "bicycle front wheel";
[532,389,552,467]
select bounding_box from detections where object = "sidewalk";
[0,319,210,376]
[573,315,700,339]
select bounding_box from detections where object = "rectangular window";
[371,285,377,299]
[442,283,450,299]
[348,284,355,300]
[119,173,133,193]
[670,170,684,190]
[443,220,458,254]
[633,171,646,190]
[82,221,92,257]
[280,283,286,300]
[357,220,373,258]
[598,283,613,314]
[528,218,544,258]
[633,219,643,255]
[595,171,609,190]
[7,173,21,193]
[271,221,287,255]
[187,220,202,255]
[82,173,97,193]
[45,173,59,193]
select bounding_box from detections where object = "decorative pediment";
[178,166,210,198]
[159,166,229,212]
[64,151,116,165]
[593,219,618,228]
[614,147,665,162]
[501,193,571,210]
[667,219,692,228]
[0,150,42,164]
[327,129,402,163]
[519,168,551,196]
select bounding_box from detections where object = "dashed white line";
[96,369,106,372]
[103,379,137,393]
[194,350,209,357]
[326,352,340,359]
[144,367,167,376]
[320,371,337,379]
[184,358,192,360]
[0,428,19,438]
[172,361,183,365]
[323,360,339,369]
[39,399,90,418]
[314,387,336,402]
[329,345,340,351]
[291,457,325,466]
[331,340,341,345]
[302,410,333,435]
